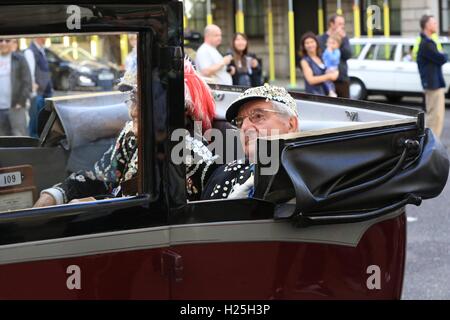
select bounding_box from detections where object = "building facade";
[184,0,449,80]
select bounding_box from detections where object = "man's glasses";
[231,108,284,129]
[0,39,11,43]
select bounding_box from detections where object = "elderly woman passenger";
[34,71,140,207]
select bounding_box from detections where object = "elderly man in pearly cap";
[201,84,299,200]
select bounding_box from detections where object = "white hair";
[271,101,298,118]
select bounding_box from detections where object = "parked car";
[0,2,448,300]
[45,44,121,91]
[348,36,450,101]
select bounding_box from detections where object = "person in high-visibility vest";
[417,15,447,138]
[412,32,443,61]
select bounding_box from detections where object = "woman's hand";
[69,197,97,204]
[327,70,339,81]
[33,193,57,208]
[223,54,233,66]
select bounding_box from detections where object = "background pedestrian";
[318,14,352,98]
[417,15,448,138]
[299,32,338,96]
[0,37,32,136]
[227,32,262,87]
[195,24,233,85]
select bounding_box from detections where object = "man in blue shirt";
[417,15,448,138]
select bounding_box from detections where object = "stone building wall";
[401,0,440,36]
[326,0,355,37]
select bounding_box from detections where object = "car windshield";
[53,46,97,62]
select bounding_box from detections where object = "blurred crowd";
[0,35,133,139]
[194,13,446,139]
[193,24,263,87]
[1,15,447,140]
[0,37,52,138]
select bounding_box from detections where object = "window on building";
[440,0,450,35]
[244,0,265,38]
[185,0,207,33]
[361,0,401,36]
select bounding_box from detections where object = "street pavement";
[368,96,450,300]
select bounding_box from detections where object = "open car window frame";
[0,3,185,246]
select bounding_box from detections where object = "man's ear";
[288,116,299,132]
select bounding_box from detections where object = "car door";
[0,198,170,299]
[395,43,423,93]
[360,43,397,91]
[165,88,449,300]
[168,200,408,299]
[0,2,184,299]
[347,42,369,78]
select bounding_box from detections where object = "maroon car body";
[0,0,447,300]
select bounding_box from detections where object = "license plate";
[0,171,22,188]
[98,73,114,80]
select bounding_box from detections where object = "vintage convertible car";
[0,1,448,299]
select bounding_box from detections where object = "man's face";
[237,99,298,160]
[0,39,12,55]
[332,16,345,32]
[426,17,438,34]
[35,37,46,47]
[129,35,137,49]
[206,27,222,48]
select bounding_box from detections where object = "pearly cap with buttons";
[117,68,138,93]
[225,83,298,122]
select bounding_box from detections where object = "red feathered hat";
[184,58,216,132]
